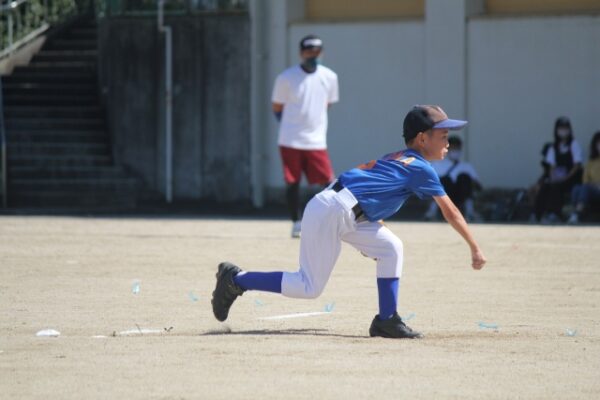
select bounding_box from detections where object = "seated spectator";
[567,131,600,223]
[533,116,583,223]
[424,136,482,221]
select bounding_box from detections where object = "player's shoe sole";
[211,262,245,322]
[369,312,423,339]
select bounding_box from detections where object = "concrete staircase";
[1,18,144,210]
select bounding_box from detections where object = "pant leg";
[548,178,578,215]
[589,185,600,203]
[571,184,583,205]
[578,184,600,208]
[281,189,355,299]
[341,221,403,279]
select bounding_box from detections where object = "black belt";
[332,181,365,221]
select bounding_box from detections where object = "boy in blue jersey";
[212,105,487,339]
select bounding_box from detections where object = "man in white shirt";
[424,136,482,221]
[272,35,339,238]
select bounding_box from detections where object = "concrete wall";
[467,15,600,187]
[259,13,600,192]
[98,14,251,202]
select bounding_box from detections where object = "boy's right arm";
[433,194,487,270]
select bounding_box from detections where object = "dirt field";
[0,215,599,399]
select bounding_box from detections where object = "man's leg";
[342,222,421,338]
[279,146,303,237]
[285,183,301,222]
[211,189,347,322]
[237,190,345,298]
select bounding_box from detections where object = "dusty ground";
[0,215,599,399]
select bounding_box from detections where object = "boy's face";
[421,129,450,161]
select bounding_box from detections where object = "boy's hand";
[471,248,487,270]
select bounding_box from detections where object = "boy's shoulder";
[382,150,429,170]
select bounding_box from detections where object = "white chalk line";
[118,328,164,336]
[259,311,332,320]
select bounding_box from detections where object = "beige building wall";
[306,0,424,20]
[305,0,600,20]
[486,0,600,15]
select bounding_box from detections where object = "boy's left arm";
[433,194,487,270]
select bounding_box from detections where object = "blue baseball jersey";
[338,149,446,221]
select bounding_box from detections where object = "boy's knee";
[377,237,403,276]
[281,271,325,299]
[386,236,403,256]
[302,286,324,299]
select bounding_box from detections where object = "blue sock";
[234,271,283,294]
[377,277,399,320]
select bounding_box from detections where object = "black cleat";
[211,262,245,322]
[369,312,423,339]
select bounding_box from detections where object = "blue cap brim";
[433,119,468,130]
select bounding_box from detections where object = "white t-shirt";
[272,65,339,150]
[432,158,479,183]
[545,140,583,181]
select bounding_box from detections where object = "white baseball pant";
[281,186,403,299]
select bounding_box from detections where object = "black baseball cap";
[403,105,468,141]
[300,35,323,51]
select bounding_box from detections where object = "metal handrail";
[0,0,89,58]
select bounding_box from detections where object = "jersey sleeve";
[271,74,288,104]
[410,165,446,198]
[328,72,339,104]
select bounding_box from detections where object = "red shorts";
[279,146,334,185]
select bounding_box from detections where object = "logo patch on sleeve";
[398,157,416,165]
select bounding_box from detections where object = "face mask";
[447,149,461,161]
[302,56,320,71]
[557,128,570,139]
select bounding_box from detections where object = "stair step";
[3,83,97,96]
[2,73,95,84]
[6,118,104,130]
[32,50,97,63]
[7,142,109,156]
[8,191,137,208]
[45,39,97,51]
[9,178,138,191]
[12,65,95,75]
[7,130,106,144]
[3,94,98,106]
[66,28,97,40]
[7,154,113,167]
[3,106,102,119]
[8,166,128,179]
[28,60,96,68]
